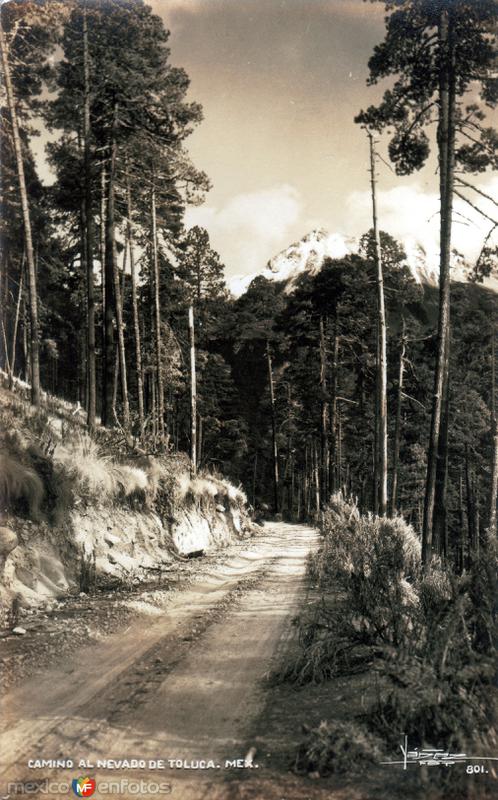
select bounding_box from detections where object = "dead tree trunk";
[313,439,320,513]
[434,357,450,559]
[102,106,118,427]
[99,165,106,420]
[189,304,197,477]
[125,157,145,431]
[337,404,343,492]
[266,340,279,514]
[0,21,40,405]
[112,217,130,431]
[319,315,329,505]
[489,325,497,536]
[83,3,96,431]
[151,176,165,440]
[457,470,465,574]
[252,452,258,509]
[9,265,23,387]
[330,322,339,492]
[390,319,406,516]
[368,131,388,516]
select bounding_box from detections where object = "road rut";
[0,523,317,800]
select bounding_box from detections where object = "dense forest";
[0,0,497,578]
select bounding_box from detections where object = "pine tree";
[48,0,207,431]
[357,0,498,565]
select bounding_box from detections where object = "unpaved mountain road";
[0,523,318,800]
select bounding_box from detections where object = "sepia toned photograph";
[0,0,497,798]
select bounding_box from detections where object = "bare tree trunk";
[102,106,118,427]
[457,470,465,573]
[151,176,165,440]
[434,358,450,558]
[112,214,130,430]
[319,315,329,506]
[296,467,302,521]
[151,373,157,442]
[266,340,279,513]
[0,21,40,405]
[100,165,106,421]
[9,264,23,387]
[337,404,343,492]
[474,477,480,560]
[489,324,497,536]
[304,443,310,518]
[465,446,476,565]
[252,452,258,508]
[1,316,10,380]
[368,131,388,516]
[189,305,197,476]
[330,323,339,492]
[197,414,203,467]
[80,201,89,406]
[390,319,406,516]
[112,342,119,423]
[290,453,295,519]
[313,440,320,513]
[82,3,96,431]
[423,8,455,567]
[125,156,145,431]
[22,268,29,384]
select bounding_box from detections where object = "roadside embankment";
[0,385,255,620]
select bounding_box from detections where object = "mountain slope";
[228,228,481,297]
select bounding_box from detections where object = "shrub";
[293,720,383,776]
[282,494,497,789]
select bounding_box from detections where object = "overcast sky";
[33,0,498,280]
[145,0,498,281]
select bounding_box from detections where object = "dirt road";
[0,523,318,800]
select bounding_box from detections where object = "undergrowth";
[279,494,497,793]
[0,385,249,527]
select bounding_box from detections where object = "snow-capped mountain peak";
[228,228,475,298]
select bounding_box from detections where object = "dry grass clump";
[0,384,250,536]
[114,465,149,499]
[0,452,45,521]
[172,468,247,515]
[225,482,247,507]
[54,434,118,501]
[293,720,383,776]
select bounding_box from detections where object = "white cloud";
[185,183,303,276]
[346,179,498,271]
[149,0,203,12]
[187,179,498,295]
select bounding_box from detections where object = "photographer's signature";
[381,735,498,771]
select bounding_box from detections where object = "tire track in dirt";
[0,523,318,800]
